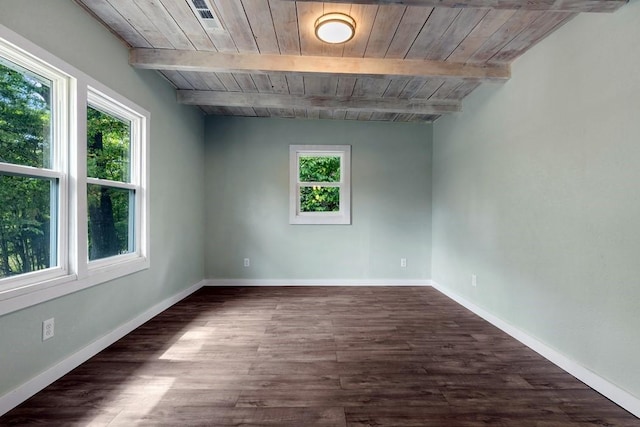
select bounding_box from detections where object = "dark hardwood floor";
[2,286,638,426]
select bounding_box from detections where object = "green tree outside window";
[0,61,54,278]
[299,156,340,212]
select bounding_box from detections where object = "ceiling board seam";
[360,4,381,59]
[401,6,435,60]
[382,5,409,58]
[295,2,302,56]
[443,9,490,62]
[486,10,549,63]
[421,8,462,60]
[109,0,156,48]
[108,0,173,49]
[486,10,567,63]
[157,0,217,51]
[266,0,282,55]
[73,0,143,49]
[467,10,538,63]
[135,0,196,50]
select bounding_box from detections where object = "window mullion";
[54,71,71,278]
[73,81,88,278]
[298,182,341,187]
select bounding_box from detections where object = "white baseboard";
[431,281,640,418]
[0,280,205,417]
[205,279,433,286]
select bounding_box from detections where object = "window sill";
[290,213,351,225]
[0,256,149,316]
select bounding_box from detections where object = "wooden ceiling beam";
[130,49,510,82]
[288,0,627,13]
[176,90,462,115]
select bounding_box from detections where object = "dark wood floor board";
[258,339,337,351]
[423,358,567,376]
[168,374,341,391]
[519,372,593,390]
[248,360,429,376]
[336,349,434,363]
[0,407,121,426]
[334,340,412,352]
[255,350,338,362]
[339,373,534,391]
[108,407,347,426]
[327,325,399,333]
[344,406,573,427]
[236,388,447,408]
[2,286,636,426]
[262,327,335,337]
[204,322,268,333]
[256,334,336,345]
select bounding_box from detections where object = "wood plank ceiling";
[74,0,628,122]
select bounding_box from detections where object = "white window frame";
[0,34,71,293]
[0,24,149,316]
[84,87,149,275]
[289,145,351,225]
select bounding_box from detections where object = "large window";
[0,27,149,311]
[289,145,351,225]
[0,48,68,289]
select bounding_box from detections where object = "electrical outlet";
[42,318,55,341]
[243,258,250,267]
[471,274,477,287]
[400,258,407,268]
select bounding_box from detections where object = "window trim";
[0,24,149,316]
[289,145,351,225]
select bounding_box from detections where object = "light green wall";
[0,1,205,396]
[205,117,432,281]
[433,2,640,398]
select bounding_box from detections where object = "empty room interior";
[0,0,639,425]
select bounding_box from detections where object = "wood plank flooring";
[2,287,638,426]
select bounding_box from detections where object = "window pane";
[0,60,52,169]
[0,174,56,278]
[300,186,340,212]
[87,106,131,182]
[87,184,133,261]
[299,156,340,183]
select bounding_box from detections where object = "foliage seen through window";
[299,156,340,212]
[0,61,55,278]
[86,106,133,261]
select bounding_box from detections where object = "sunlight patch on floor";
[158,328,211,361]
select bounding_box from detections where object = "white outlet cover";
[42,318,55,341]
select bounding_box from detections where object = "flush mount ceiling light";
[315,13,356,44]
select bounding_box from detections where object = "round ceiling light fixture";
[315,13,356,44]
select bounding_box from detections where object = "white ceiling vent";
[189,0,225,32]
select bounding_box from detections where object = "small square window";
[289,145,351,225]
